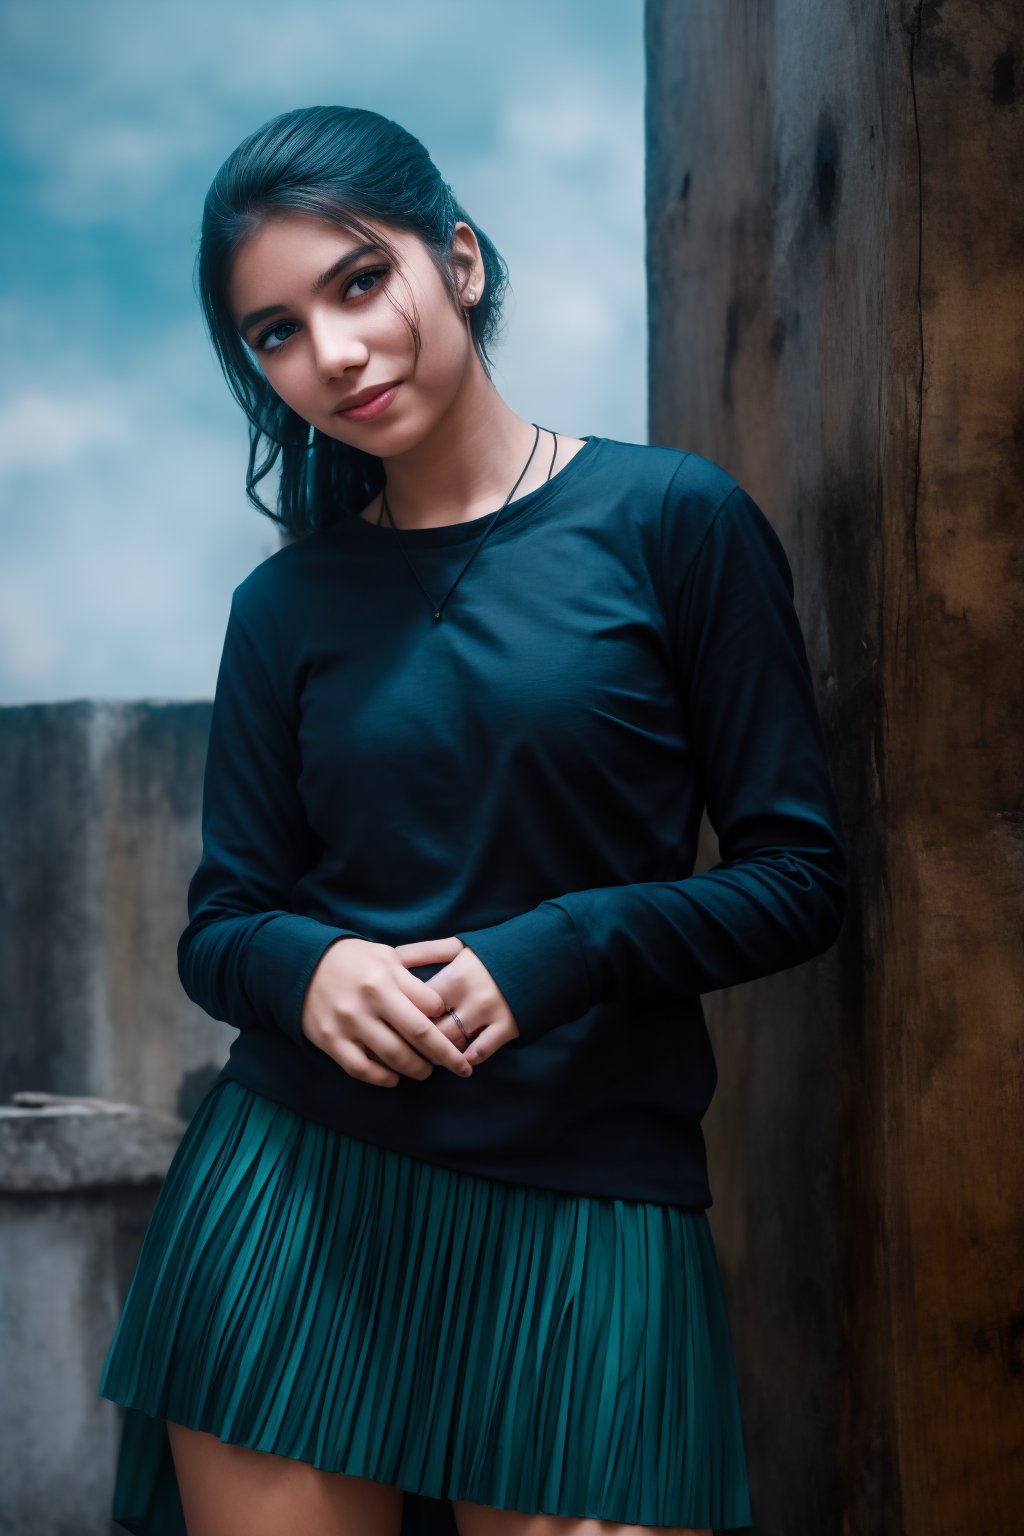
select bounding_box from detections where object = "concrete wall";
[0,1095,186,1536]
[645,1,1023,1532]
[0,700,229,1123]
[0,700,227,1531]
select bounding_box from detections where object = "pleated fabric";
[98,1077,752,1534]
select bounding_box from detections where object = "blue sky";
[0,0,645,702]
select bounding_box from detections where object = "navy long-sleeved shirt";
[178,435,847,1207]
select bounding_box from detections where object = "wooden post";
[645,2,1024,1531]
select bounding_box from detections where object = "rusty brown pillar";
[645,2,1024,1532]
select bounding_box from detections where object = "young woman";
[97,104,846,1536]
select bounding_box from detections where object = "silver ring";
[447,1005,470,1040]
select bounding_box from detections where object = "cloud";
[0,388,131,471]
[2,0,640,229]
[458,76,645,429]
[0,302,275,700]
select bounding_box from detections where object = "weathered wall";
[0,1096,186,1536]
[0,701,229,1123]
[645,1,1023,1532]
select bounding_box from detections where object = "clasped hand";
[301,934,520,1088]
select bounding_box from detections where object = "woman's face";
[226,209,481,450]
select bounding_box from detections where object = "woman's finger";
[431,1009,472,1052]
[378,989,474,1077]
[462,1022,506,1066]
[393,936,465,965]
[361,1018,438,1081]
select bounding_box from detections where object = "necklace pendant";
[433,610,442,621]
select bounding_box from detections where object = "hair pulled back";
[196,105,510,537]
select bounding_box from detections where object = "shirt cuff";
[242,913,367,1046]
[453,901,594,1045]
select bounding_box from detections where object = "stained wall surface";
[0,700,229,1123]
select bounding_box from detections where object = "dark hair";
[195,105,511,538]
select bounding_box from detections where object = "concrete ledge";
[1,1090,187,1192]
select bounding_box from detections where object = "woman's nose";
[308,317,368,380]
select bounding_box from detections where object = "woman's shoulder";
[227,529,329,635]
[592,435,739,508]
[587,436,745,561]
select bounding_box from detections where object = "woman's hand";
[392,936,521,1067]
[300,937,476,1087]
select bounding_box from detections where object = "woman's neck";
[357,382,578,530]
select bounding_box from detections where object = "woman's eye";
[254,321,298,353]
[343,264,390,299]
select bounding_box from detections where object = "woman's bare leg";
[451,1502,711,1536]
[166,1418,404,1536]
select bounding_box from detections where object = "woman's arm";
[177,586,368,1045]
[453,475,848,1045]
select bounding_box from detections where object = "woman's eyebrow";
[238,242,386,336]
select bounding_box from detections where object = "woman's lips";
[335,382,401,421]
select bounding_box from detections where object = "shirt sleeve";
[176,585,368,1046]
[453,475,848,1046]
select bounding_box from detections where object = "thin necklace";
[376,423,559,622]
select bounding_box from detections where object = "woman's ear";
[451,221,484,303]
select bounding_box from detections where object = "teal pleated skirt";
[97,1077,752,1533]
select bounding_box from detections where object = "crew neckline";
[325,434,603,548]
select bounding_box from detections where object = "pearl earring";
[467,289,477,304]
